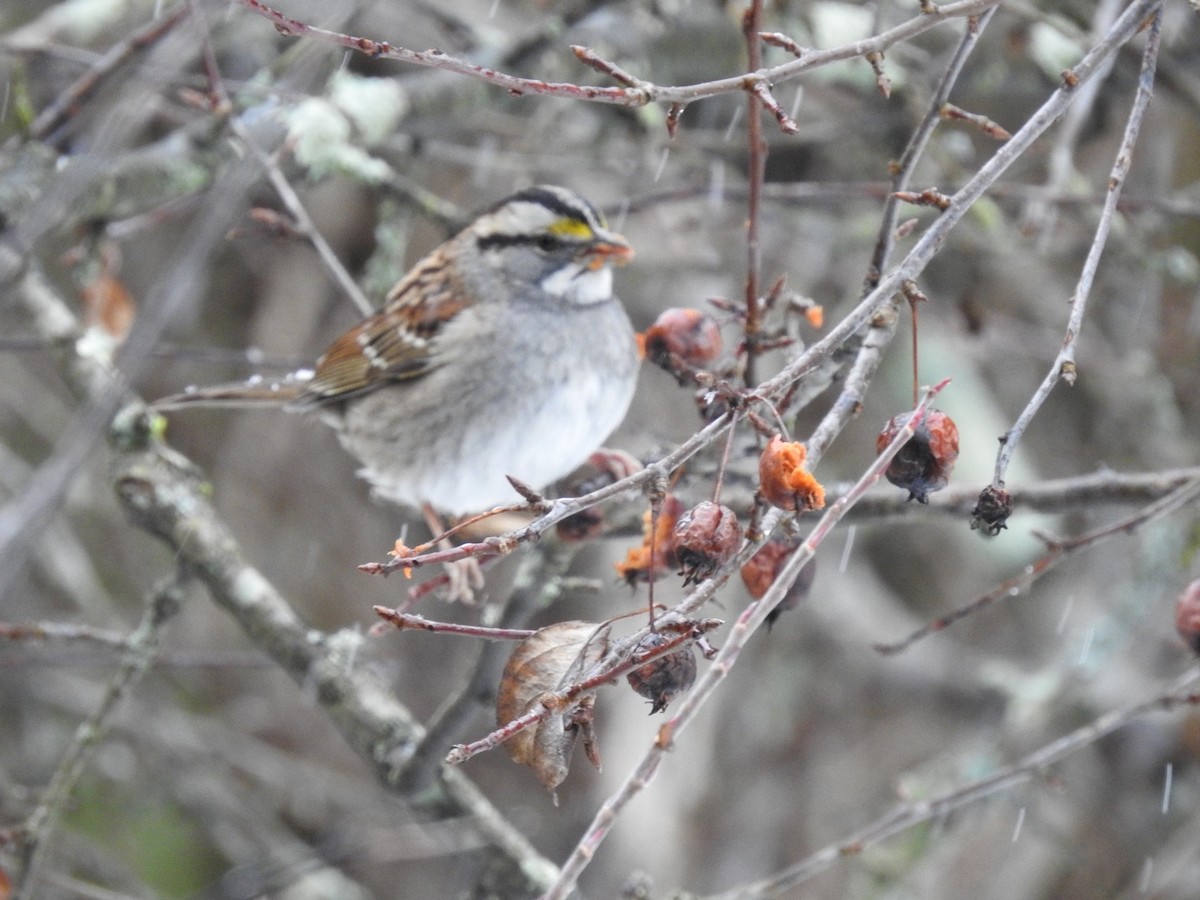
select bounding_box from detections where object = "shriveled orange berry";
[615,495,684,585]
[758,436,826,512]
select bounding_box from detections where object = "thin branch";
[705,666,1200,899]
[752,0,1160,414]
[23,3,192,143]
[1020,0,1126,246]
[13,576,186,894]
[993,5,1163,488]
[875,469,1200,655]
[742,0,767,386]
[192,4,376,319]
[836,465,1200,520]
[234,0,999,110]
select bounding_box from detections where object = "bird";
[155,185,641,516]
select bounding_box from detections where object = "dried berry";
[673,501,743,585]
[643,308,723,377]
[555,460,622,542]
[626,633,698,714]
[876,409,959,503]
[758,436,826,513]
[971,484,1012,536]
[615,495,683,585]
[740,539,817,628]
[1175,579,1200,656]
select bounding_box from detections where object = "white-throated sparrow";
[157,185,640,514]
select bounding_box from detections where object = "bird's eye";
[534,234,559,252]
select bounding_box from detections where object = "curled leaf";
[496,621,610,792]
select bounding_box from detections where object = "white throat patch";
[540,263,613,305]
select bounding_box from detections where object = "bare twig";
[875,470,1200,655]
[939,102,1012,139]
[742,0,768,386]
[1020,0,1126,245]
[705,666,1200,899]
[22,3,192,143]
[13,576,186,895]
[235,0,999,111]
[993,6,1163,488]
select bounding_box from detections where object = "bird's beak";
[584,232,635,270]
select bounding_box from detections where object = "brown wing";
[296,251,468,406]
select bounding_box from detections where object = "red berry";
[673,501,742,585]
[740,539,817,628]
[1175,579,1200,656]
[876,409,959,503]
[643,308,723,376]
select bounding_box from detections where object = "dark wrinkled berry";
[876,409,959,503]
[627,634,698,714]
[673,501,742,585]
[971,485,1012,536]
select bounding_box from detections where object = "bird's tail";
[151,370,312,410]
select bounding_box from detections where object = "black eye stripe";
[476,232,565,252]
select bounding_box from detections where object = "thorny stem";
[542,381,950,900]
[875,471,1200,655]
[993,5,1163,488]
[705,667,1200,899]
